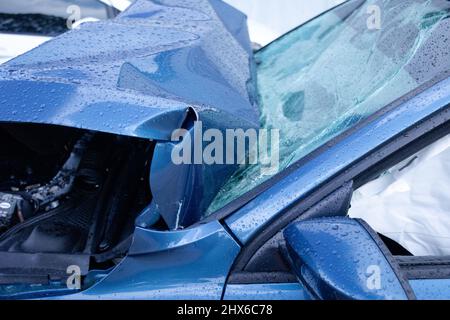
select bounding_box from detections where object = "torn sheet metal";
[0,0,258,227]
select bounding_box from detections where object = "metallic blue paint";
[0,269,109,300]
[0,0,258,137]
[225,76,450,244]
[284,217,410,300]
[410,279,450,300]
[54,221,240,300]
[0,283,77,300]
[0,0,258,227]
[0,0,251,300]
[223,283,311,300]
[150,120,248,228]
[0,0,449,300]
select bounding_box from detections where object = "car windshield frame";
[201,74,449,225]
[201,0,450,224]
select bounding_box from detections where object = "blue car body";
[0,0,449,300]
[0,0,259,229]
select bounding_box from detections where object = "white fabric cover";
[349,134,450,256]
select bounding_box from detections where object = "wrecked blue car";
[0,0,449,300]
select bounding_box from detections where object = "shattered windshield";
[207,0,450,214]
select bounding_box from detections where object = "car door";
[223,105,450,300]
[284,214,450,300]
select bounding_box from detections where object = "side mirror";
[283,217,416,300]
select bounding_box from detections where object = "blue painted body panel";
[0,0,258,137]
[54,221,240,300]
[0,0,448,300]
[223,283,311,300]
[226,76,450,244]
[284,217,410,300]
[0,0,258,227]
[410,279,450,300]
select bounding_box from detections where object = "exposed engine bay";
[0,123,155,287]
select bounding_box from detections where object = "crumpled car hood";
[0,0,258,228]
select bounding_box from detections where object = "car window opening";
[349,133,450,257]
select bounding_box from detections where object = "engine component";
[0,125,153,286]
[27,133,93,210]
[0,193,21,229]
[0,192,34,230]
[0,132,93,232]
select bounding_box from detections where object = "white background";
[224,0,345,45]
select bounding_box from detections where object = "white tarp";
[0,34,51,65]
[349,134,450,256]
[224,0,344,45]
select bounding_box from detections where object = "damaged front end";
[0,124,154,296]
[0,0,256,297]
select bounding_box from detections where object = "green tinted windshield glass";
[207,0,450,214]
